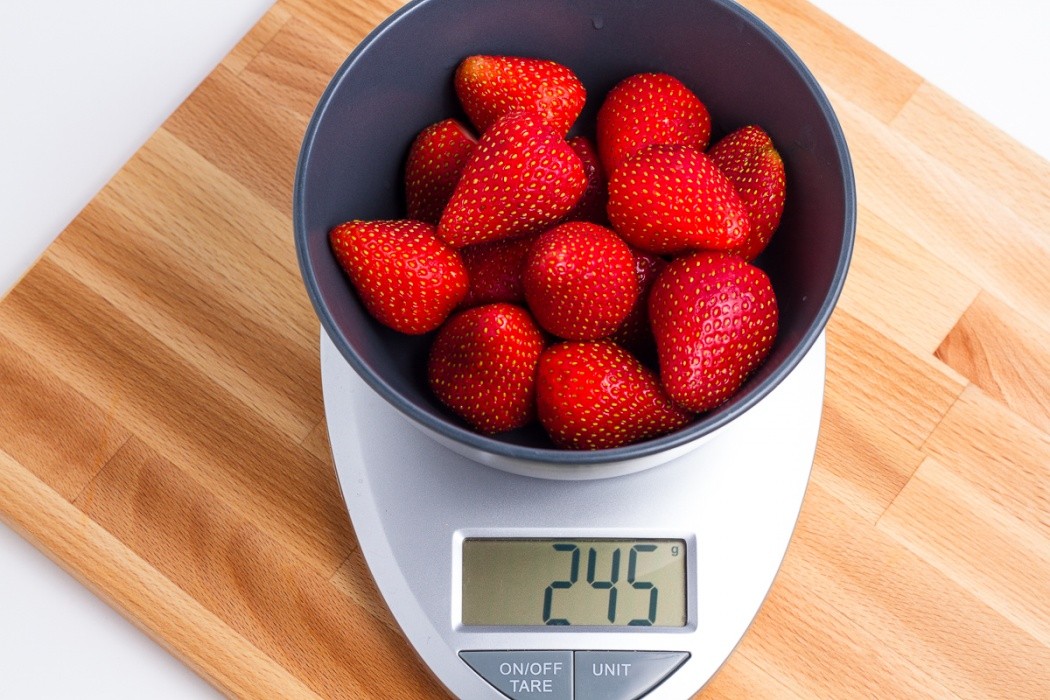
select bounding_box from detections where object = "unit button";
[574,651,690,700]
[460,650,573,699]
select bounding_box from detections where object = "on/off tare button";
[460,650,573,699]
[574,651,690,700]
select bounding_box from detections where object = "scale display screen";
[461,538,687,627]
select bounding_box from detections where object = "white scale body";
[321,332,825,699]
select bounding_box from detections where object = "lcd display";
[461,538,687,627]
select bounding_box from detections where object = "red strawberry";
[459,235,535,308]
[404,118,477,224]
[438,112,587,248]
[648,252,778,413]
[455,55,586,137]
[522,222,638,340]
[607,144,751,254]
[427,303,545,434]
[610,248,667,356]
[596,73,711,174]
[562,135,609,225]
[708,125,787,261]
[536,340,693,450]
[329,220,467,335]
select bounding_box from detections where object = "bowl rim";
[293,0,857,466]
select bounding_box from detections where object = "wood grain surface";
[2,0,1048,697]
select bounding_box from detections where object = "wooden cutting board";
[1,0,1048,697]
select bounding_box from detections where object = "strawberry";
[329,220,467,335]
[459,235,535,308]
[454,55,586,137]
[610,248,667,356]
[607,144,751,254]
[562,135,609,225]
[648,251,778,413]
[536,340,693,450]
[438,112,587,248]
[404,118,477,224]
[522,222,638,340]
[427,303,545,434]
[596,72,711,174]
[708,125,786,261]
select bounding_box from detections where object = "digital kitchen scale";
[321,331,825,699]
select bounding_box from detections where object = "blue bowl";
[294,0,855,476]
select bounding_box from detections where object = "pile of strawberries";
[329,56,785,450]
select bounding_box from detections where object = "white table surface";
[1,1,1047,697]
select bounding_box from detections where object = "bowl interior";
[295,0,855,464]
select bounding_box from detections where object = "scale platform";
[321,332,825,699]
